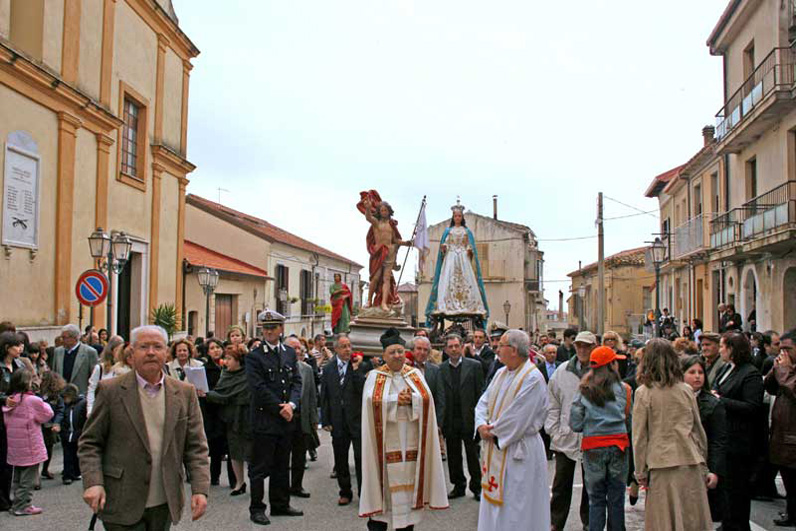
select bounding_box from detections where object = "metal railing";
[715,47,796,140]
[709,180,796,247]
[672,214,705,258]
[738,180,796,239]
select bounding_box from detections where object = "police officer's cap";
[258,308,285,326]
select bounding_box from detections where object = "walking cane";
[88,513,98,530]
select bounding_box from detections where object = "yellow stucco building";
[567,247,653,338]
[0,0,198,339]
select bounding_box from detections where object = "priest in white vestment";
[475,329,550,531]
[360,328,449,531]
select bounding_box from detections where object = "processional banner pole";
[396,195,427,288]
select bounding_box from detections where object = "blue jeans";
[583,446,628,531]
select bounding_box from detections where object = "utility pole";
[597,192,605,336]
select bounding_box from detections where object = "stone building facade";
[416,210,545,332]
[0,0,198,340]
[185,194,362,339]
[645,0,796,335]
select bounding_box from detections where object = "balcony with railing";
[672,214,706,259]
[710,180,796,250]
[715,47,796,152]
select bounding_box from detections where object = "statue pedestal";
[348,307,415,357]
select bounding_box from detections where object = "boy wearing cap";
[569,347,632,531]
[546,331,596,531]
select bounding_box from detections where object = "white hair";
[411,336,431,349]
[543,343,558,353]
[504,329,530,360]
[61,324,81,338]
[130,325,168,345]
[284,336,302,350]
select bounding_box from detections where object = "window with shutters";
[300,270,314,316]
[116,82,149,191]
[276,264,289,315]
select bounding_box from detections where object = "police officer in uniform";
[246,309,304,525]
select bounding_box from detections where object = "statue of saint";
[425,202,489,320]
[357,190,410,312]
[330,273,353,333]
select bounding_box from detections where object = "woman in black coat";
[198,338,235,487]
[0,332,27,511]
[683,355,727,521]
[712,332,764,531]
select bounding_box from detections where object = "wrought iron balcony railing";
[710,180,796,247]
[715,48,796,141]
[672,214,705,259]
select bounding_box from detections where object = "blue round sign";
[75,269,109,307]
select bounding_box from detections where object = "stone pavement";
[5,431,786,530]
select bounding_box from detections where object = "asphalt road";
[6,432,787,530]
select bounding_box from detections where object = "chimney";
[493,195,498,220]
[558,290,564,320]
[702,125,716,146]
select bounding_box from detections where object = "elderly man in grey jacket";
[545,330,596,531]
[285,336,320,498]
[52,324,99,395]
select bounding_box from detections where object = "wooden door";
[214,294,233,337]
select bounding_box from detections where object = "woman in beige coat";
[632,338,712,531]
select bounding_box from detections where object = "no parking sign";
[75,269,109,307]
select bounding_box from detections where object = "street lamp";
[197,266,219,336]
[650,237,666,337]
[578,284,586,331]
[88,228,132,335]
[503,300,511,327]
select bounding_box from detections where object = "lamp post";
[503,300,511,327]
[650,237,666,337]
[197,266,219,336]
[578,284,586,331]
[88,228,132,335]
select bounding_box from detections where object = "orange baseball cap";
[589,346,626,368]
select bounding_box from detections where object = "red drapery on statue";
[357,190,402,308]
[331,282,353,331]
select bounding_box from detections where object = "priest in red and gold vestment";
[359,328,448,531]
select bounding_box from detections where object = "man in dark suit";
[440,333,484,500]
[556,328,577,363]
[538,344,561,460]
[52,324,99,395]
[246,310,304,525]
[320,333,369,506]
[472,329,495,380]
[411,336,445,429]
[78,325,209,529]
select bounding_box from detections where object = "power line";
[604,195,658,219]
[604,210,657,221]
[537,235,597,242]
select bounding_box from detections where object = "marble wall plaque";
[3,131,40,249]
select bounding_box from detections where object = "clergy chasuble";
[360,364,448,528]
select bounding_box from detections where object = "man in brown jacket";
[764,329,796,527]
[78,325,210,530]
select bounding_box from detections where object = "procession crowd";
[0,312,795,531]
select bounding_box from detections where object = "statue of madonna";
[425,202,489,319]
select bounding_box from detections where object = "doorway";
[214,294,235,338]
[742,268,757,331]
[785,268,796,332]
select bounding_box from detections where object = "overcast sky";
[173,0,728,310]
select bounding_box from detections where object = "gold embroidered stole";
[370,365,432,515]
[480,361,535,506]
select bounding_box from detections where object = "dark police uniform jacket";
[245,341,302,436]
